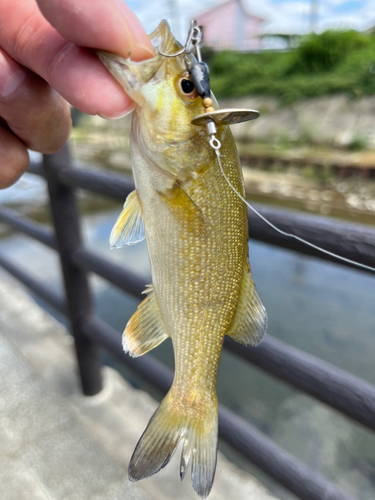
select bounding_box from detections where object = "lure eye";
[177,76,199,100]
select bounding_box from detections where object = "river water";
[0,166,374,500]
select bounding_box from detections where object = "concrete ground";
[0,277,279,500]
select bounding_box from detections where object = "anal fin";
[123,285,169,357]
[110,190,145,248]
[158,184,205,237]
[227,263,267,346]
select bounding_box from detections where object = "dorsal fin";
[123,285,169,357]
[227,262,267,346]
[110,190,145,248]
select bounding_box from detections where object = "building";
[364,25,375,34]
[195,0,265,51]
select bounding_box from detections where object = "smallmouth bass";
[99,20,267,499]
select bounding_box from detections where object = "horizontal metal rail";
[27,162,375,273]
[248,204,375,270]
[28,161,130,201]
[0,206,56,249]
[71,248,144,298]
[0,207,144,298]
[1,205,374,431]
[224,336,375,431]
[218,406,354,500]
[0,251,66,314]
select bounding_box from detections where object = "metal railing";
[1,144,374,500]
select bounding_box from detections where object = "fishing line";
[180,16,374,273]
[211,144,375,273]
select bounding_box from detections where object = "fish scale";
[147,131,245,395]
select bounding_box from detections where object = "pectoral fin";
[227,263,267,346]
[158,184,205,237]
[110,190,145,248]
[123,285,169,357]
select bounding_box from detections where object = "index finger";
[36,0,154,60]
[0,0,154,117]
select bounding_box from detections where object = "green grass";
[206,30,375,103]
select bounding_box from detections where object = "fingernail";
[99,103,135,120]
[0,50,26,97]
[112,0,154,61]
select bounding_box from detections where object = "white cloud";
[257,0,375,33]
[132,0,375,38]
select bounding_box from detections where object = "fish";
[98,20,267,499]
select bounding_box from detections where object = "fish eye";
[181,79,195,94]
[177,76,199,101]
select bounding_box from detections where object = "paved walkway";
[0,278,278,500]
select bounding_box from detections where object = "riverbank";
[69,98,375,227]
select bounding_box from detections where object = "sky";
[126,0,375,39]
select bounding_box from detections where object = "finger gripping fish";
[98,20,267,499]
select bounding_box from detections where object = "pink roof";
[195,0,264,51]
[196,0,265,24]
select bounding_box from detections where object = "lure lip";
[191,108,260,127]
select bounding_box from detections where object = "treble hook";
[159,19,202,60]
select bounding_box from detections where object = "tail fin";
[129,390,218,499]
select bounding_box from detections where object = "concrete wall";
[219,94,375,149]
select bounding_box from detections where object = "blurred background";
[1,1,375,500]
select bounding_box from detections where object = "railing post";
[43,145,102,395]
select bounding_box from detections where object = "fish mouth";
[98,20,184,105]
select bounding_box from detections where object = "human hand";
[0,0,153,188]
